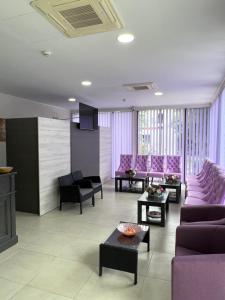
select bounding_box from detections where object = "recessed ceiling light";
[68,98,76,102]
[154,92,163,96]
[81,81,92,86]
[117,33,135,44]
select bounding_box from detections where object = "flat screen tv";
[79,103,98,130]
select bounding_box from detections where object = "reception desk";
[0,172,18,253]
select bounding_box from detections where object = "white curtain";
[185,108,210,176]
[112,112,133,177]
[138,108,184,156]
[98,112,111,128]
[219,89,225,168]
[138,108,210,179]
[209,99,220,163]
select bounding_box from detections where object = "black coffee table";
[115,175,149,194]
[160,179,181,203]
[137,191,169,227]
[99,222,149,284]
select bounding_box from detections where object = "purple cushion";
[184,197,207,205]
[187,191,206,199]
[187,185,204,192]
[148,171,164,178]
[115,171,126,176]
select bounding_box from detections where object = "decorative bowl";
[0,166,13,174]
[117,223,141,237]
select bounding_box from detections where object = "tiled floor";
[0,181,182,300]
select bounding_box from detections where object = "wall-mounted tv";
[79,103,98,130]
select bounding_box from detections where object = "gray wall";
[71,123,100,176]
[0,92,70,165]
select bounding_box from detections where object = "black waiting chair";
[72,170,103,199]
[58,174,95,214]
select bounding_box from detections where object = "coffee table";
[115,175,149,193]
[137,191,169,227]
[160,179,181,203]
[99,222,149,284]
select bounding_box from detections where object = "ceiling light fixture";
[117,33,135,44]
[68,98,76,102]
[154,92,163,96]
[81,81,92,86]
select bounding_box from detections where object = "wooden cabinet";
[0,172,18,253]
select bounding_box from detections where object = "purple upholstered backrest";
[118,154,133,171]
[166,155,181,173]
[134,155,149,171]
[150,155,164,172]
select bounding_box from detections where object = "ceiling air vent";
[123,82,157,92]
[30,0,123,38]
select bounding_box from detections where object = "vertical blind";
[138,108,210,178]
[185,108,210,176]
[219,89,225,168]
[98,112,111,128]
[112,112,133,177]
[138,108,184,156]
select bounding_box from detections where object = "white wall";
[38,118,70,215]
[0,92,70,165]
[99,127,112,183]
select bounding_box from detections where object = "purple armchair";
[134,155,149,177]
[172,225,225,300]
[164,155,181,179]
[180,205,225,225]
[148,155,164,181]
[115,154,133,176]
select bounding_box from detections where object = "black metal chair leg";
[92,196,95,207]
[101,188,103,199]
[80,202,83,214]
[59,202,62,211]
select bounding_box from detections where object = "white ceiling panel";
[0,0,224,110]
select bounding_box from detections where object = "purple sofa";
[185,159,225,206]
[180,205,225,225]
[172,225,225,300]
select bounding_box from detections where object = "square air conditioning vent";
[123,82,157,92]
[30,0,123,38]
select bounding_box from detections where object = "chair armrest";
[73,179,93,188]
[172,254,225,300]
[180,205,225,223]
[85,176,102,183]
[176,225,225,254]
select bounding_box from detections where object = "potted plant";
[125,169,136,177]
[165,175,179,184]
[146,184,165,198]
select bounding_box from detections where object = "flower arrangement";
[146,184,165,197]
[125,169,136,177]
[165,175,179,184]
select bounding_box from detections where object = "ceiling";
[0,0,224,110]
